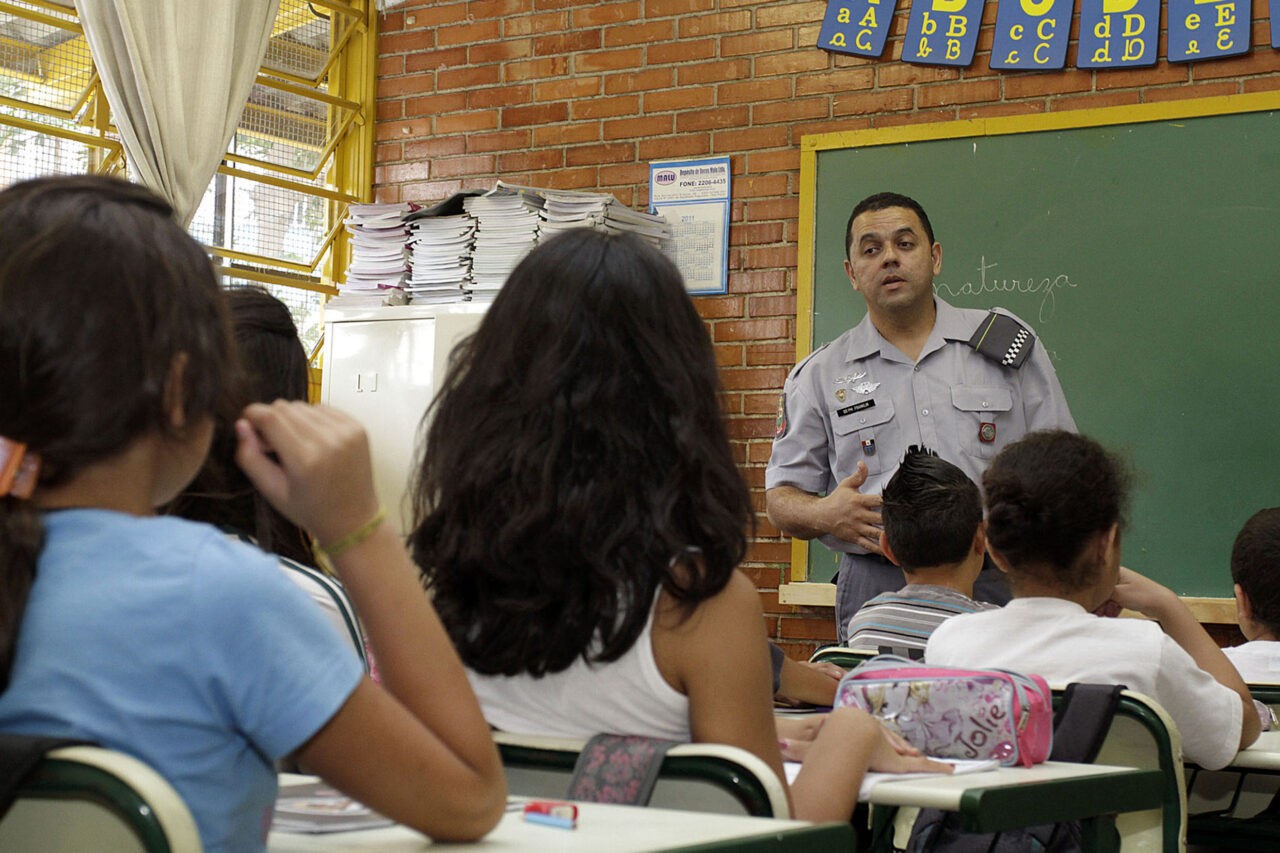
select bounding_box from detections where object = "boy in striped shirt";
[844,446,998,654]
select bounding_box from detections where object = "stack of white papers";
[537,189,611,241]
[496,181,673,249]
[603,203,674,248]
[332,187,673,306]
[332,202,414,309]
[464,189,543,298]
[404,213,475,304]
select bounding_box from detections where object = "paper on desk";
[272,781,394,834]
[784,757,999,798]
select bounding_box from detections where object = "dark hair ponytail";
[983,430,1129,592]
[0,175,234,690]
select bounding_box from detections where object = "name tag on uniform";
[836,400,875,417]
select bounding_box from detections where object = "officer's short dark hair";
[882,446,981,571]
[846,192,936,260]
[1232,508,1280,635]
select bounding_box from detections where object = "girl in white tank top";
[410,229,950,821]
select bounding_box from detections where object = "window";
[0,0,376,351]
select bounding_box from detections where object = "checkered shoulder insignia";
[966,310,1036,369]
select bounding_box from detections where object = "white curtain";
[75,0,281,226]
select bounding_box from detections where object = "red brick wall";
[374,0,1280,661]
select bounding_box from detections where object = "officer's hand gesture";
[821,461,884,553]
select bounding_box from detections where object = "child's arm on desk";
[1109,567,1261,750]
[777,656,843,706]
[656,571,948,822]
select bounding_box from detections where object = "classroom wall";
[373,0,1280,659]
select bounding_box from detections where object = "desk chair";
[1088,690,1185,853]
[0,745,200,852]
[493,732,790,818]
[837,684,1184,853]
[1185,683,1280,851]
[277,555,368,672]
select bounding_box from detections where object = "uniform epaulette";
[789,342,831,380]
[966,310,1035,368]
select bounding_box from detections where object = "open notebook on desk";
[784,757,998,800]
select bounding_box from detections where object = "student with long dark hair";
[0,175,504,851]
[411,228,946,821]
[926,429,1259,769]
[169,285,314,565]
[167,286,367,664]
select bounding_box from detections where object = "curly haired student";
[926,430,1259,769]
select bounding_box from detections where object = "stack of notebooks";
[531,184,672,249]
[328,186,673,307]
[463,189,543,299]
[404,210,476,304]
[330,202,414,309]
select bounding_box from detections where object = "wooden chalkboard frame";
[779,91,1280,621]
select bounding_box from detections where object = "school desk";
[1185,731,1280,848]
[1223,730,1280,772]
[267,791,853,852]
[863,761,1165,852]
[269,763,1162,852]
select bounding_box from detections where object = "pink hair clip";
[0,436,40,499]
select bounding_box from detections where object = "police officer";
[765,192,1076,637]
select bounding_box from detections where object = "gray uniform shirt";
[766,297,1075,556]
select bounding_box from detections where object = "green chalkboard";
[796,93,1280,599]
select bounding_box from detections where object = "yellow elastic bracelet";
[318,506,387,558]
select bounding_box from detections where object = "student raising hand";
[234,401,380,547]
[236,400,507,840]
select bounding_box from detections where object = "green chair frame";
[1096,691,1185,853]
[1,745,199,852]
[494,732,789,818]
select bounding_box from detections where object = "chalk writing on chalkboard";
[934,256,1079,324]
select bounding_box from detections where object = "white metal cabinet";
[322,303,487,535]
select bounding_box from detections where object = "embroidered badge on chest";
[834,371,880,398]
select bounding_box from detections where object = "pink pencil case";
[834,654,1053,767]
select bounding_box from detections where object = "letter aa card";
[817,0,897,58]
